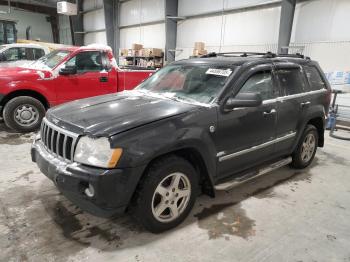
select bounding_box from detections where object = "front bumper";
[31,139,146,217]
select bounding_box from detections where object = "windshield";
[35,50,71,69]
[136,64,234,104]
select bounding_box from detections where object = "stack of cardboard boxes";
[193,42,208,56]
[120,44,163,58]
[119,43,164,68]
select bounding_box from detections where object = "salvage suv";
[31,52,331,233]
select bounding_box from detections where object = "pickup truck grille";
[40,118,79,162]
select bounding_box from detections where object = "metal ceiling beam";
[278,0,296,54]
[165,0,178,63]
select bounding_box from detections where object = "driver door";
[55,51,108,103]
[215,65,278,179]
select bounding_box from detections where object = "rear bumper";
[31,138,146,217]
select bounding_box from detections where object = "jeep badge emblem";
[52,118,59,124]
[209,125,215,133]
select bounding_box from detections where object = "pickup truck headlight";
[74,136,122,168]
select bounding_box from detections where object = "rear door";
[273,63,308,155]
[216,64,279,179]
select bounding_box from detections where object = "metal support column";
[70,0,84,46]
[165,0,178,63]
[103,0,118,56]
[278,0,296,54]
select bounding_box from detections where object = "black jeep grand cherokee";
[32,52,331,233]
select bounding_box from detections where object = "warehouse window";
[304,66,327,91]
[276,68,306,95]
[238,71,276,100]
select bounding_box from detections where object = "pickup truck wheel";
[131,155,198,233]
[3,96,45,133]
[291,125,318,169]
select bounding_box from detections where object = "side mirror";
[59,65,77,75]
[223,92,262,111]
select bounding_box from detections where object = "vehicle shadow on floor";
[31,157,320,255]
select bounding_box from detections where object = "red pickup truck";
[0,44,154,132]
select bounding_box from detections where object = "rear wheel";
[291,125,318,169]
[3,96,46,133]
[131,155,198,233]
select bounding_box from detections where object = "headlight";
[74,136,123,168]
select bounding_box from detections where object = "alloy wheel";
[301,133,316,163]
[151,172,191,223]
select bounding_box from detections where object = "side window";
[276,68,306,96]
[65,51,103,73]
[304,66,326,91]
[24,48,34,60]
[33,48,45,59]
[3,48,19,61]
[239,71,276,100]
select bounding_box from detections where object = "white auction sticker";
[206,68,232,77]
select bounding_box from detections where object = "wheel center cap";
[21,110,32,120]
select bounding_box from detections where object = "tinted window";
[3,48,19,61]
[33,48,45,59]
[276,68,306,95]
[239,71,276,100]
[304,66,326,91]
[65,51,103,73]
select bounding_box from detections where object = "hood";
[0,66,52,79]
[46,90,198,137]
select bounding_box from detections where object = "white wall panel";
[120,0,164,26]
[176,5,280,60]
[83,9,105,31]
[120,23,165,49]
[178,0,279,16]
[0,6,53,42]
[84,31,107,45]
[291,0,350,43]
[83,0,103,11]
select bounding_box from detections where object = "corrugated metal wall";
[83,0,106,45]
[119,0,165,49]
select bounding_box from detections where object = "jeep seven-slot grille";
[40,118,79,161]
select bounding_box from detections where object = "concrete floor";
[0,122,350,262]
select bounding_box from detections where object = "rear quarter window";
[276,68,306,96]
[304,66,327,91]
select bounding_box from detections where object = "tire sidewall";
[134,157,198,233]
[3,96,45,133]
[293,125,319,168]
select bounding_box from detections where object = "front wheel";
[131,155,198,233]
[3,96,46,133]
[291,124,319,169]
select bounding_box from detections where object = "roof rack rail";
[200,51,277,58]
[200,51,310,59]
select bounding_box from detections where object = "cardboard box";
[193,49,208,56]
[120,48,128,56]
[142,48,163,57]
[132,43,143,50]
[194,42,205,51]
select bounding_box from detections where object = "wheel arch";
[1,89,49,111]
[136,147,216,199]
[307,116,324,147]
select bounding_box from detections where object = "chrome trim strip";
[218,132,296,162]
[262,89,327,105]
[43,118,79,139]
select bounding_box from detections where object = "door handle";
[263,109,276,116]
[300,101,311,108]
[100,76,108,82]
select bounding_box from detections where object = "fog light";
[84,183,95,198]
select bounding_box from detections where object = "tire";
[291,124,319,169]
[3,96,46,133]
[131,155,198,233]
